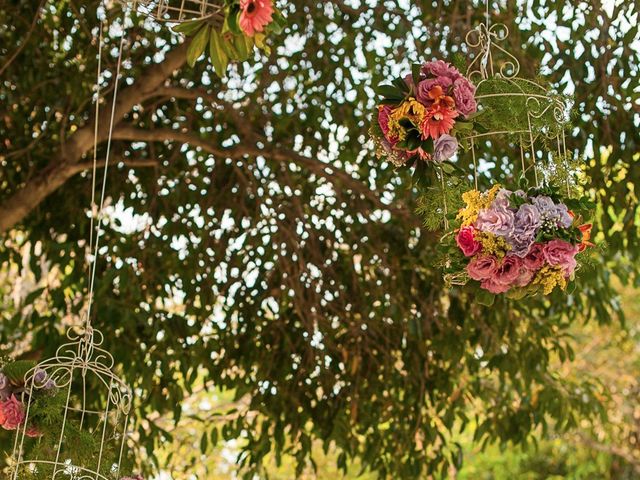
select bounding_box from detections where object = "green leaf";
[173,19,206,36]
[209,29,230,76]
[476,290,495,306]
[233,34,254,61]
[187,25,210,67]
[3,360,37,385]
[226,5,242,35]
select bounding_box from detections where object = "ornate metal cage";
[462,13,572,191]
[10,327,132,480]
[119,0,225,23]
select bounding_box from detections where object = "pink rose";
[494,255,521,287]
[1,395,25,430]
[467,255,498,281]
[416,76,453,104]
[480,278,511,294]
[452,77,478,118]
[543,240,579,275]
[456,226,481,257]
[422,60,463,82]
[514,264,535,287]
[523,243,545,270]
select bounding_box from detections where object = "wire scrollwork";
[119,0,225,23]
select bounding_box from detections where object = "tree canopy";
[0,0,638,477]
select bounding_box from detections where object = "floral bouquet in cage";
[371,59,479,175]
[170,0,286,75]
[440,184,594,302]
[6,330,140,480]
[0,360,57,439]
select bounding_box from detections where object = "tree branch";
[0,42,189,233]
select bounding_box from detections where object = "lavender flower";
[433,134,458,162]
[508,204,542,257]
[475,206,515,237]
[533,196,573,230]
[492,189,513,210]
[416,77,453,104]
[422,60,462,81]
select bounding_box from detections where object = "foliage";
[0,0,638,478]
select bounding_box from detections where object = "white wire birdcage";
[9,327,132,480]
[119,0,225,23]
[462,2,572,193]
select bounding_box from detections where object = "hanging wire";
[85,24,127,332]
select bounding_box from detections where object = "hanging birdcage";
[119,0,225,23]
[8,327,133,480]
[462,9,573,191]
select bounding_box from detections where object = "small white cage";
[120,0,225,23]
[10,327,133,480]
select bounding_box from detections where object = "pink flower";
[0,395,25,431]
[421,103,458,139]
[514,263,535,287]
[467,255,498,281]
[543,240,579,275]
[416,77,453,105]
[422,60,463,82]
[239,0,274,37]
[452,77,477,118]
[480,278,511,294]
[494,255,521,287]
[26,424,43,438]
[377,105,396,142]
[456,226,481,257]
[121,476,144,480]
[523,243,545,270]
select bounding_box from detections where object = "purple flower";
[416,76,453,104]
[532,196,573,230]
[492,189,513,210]
[452,77,478,118]
[508,204,541,257]
[33,369,55,391]
[433,134,458,162]
[0,374,12,402]
[475,206,515,237]
[422,60,462,81]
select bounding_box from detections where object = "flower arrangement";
[447,185,594,299]
[371,60,478,167]
[173,0,286,75]
[0,360,57,438]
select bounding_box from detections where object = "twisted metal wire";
[117,0,225,23]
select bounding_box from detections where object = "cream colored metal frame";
[119,0,224,23]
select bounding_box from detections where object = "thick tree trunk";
[0,42,189,234]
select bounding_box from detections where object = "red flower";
[456,226,481,257]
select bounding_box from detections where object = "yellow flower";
[387,98,427,141]
[531,266,568,295]
[456,184,502,226]
[475,231,511,258]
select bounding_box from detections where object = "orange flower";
[421,103,458,139]
[578,223,594,252]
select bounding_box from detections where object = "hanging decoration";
[371,59,479,168]
[443,184,594,301]
[7,5,141,480]
[373,1,597,300]
[120,0,286,75]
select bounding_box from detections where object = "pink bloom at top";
[422,60,463,82]
[467,255,498,281]
[456,226,481,257]
[543,239,579,275]
[452,77,477,118]
[0,395,25,431]
[523,243,545,270]
[239,0,274,37]
[421,103,458,139]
